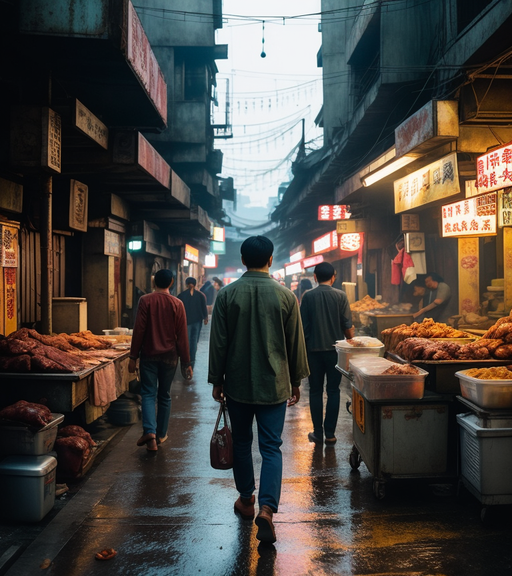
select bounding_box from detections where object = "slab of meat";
[0,400,52,428]
[58,425,96,447]
[55,436,91,478]
[0,354,32,372]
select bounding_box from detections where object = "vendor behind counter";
[413,273,451,323]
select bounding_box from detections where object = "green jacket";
[208,271,309,404]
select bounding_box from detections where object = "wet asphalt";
[5,322,512,576]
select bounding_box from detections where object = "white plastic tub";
[456,370,512,409]
[349,357,427,400]
[335,337,384,371]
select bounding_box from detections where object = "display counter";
[0,352,130,423]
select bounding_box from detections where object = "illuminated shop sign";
[290,250,305,263]
[210,241,225,255]
[394,152,460,213]
[476,142,512,193]
[318,205,351,221]
[284,262,303,276]
[338,233,362,252]
[204,253,218,268]
[302,255,324,269]
[184,244,199,263]
[442,193,497,238]
[312,231,338,254]
[212,226,225,242]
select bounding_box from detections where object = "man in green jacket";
[208,235,309,544]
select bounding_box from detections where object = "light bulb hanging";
[260,21,266,58]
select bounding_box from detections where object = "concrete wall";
[135,0,216,47]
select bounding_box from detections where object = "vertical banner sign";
[69,180,89,232]
[504,227,512,313]
[4,267,17,335]
[0,225,19,267]
[458,238,480,315]
[476,142,512,193]
[41,108,61,173]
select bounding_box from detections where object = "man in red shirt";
[128,269,192,451]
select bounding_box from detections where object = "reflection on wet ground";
[8,323,512,576]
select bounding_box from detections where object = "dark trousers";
[307,350,342,439]
[226,397,287,512]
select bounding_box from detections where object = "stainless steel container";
[456,371,512,409]
[0,413,64,455]
[0,455,57,521]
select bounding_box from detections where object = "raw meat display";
[54,436,92,479]
[0,400,52,428]
[58,425,97,447]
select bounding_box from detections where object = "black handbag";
[210,399,233,470]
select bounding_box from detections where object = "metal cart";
[339,366,457,499]
[456,396,512,520]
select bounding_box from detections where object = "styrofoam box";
[349,357,427,400]
[335,337,384,371]
[0,413,64,456]
[457,413,512,498]
[0,455,57,522]
[456,371,512,409]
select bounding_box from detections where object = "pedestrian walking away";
[300,261,354,445]
[208,235,309,544]
[177,276,208,369]
[128,269,192,452]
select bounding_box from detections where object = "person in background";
[128,269,192,451]
[211,276,224,308]
[413,273,451,322]
[177,277,208,369]
[300,262,354,445]
[293,278,313,304]
[410,280,427,317]
[200,279,215,307]
[208,235,309,544]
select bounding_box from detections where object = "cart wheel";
[346,400,352,414]
[349,446,361,470]
[373,478,385,500]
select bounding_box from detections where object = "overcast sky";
[215,1,323,214]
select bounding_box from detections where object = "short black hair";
[427,272,444,283]
[314,262,335,282]
[154,269,174,288]
[185,277,197,286]
[240,236,274,268]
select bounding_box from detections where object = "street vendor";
[413,273,451,322]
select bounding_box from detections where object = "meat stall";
[0,329,132,423]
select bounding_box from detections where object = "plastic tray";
[349,357,427,400]
[335,337,384,371]
[456,370,512,409]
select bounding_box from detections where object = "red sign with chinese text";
[312,231,338,254]
[442,193,497,237]
[476,142,512,193]
[318,205,351,221]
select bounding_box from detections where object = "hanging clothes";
[392,248,417,285]
[411,251,427,274]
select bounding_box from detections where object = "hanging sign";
[476,142,512,193]
[0,225,19,267]
[284,261,303,276]
[204,253,218,268]
[312,231,338,255]
[499,189,512,227]
[338,233,362,252]
[302,255,324,269]
[290,250,305,263]
[394,152,459,213]
[210,241,225,255]
[318,205,351,221]
[212,227,225,242]
[184,244,199,263]
[442,193,497,238]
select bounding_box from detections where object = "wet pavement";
[4,322,512,576]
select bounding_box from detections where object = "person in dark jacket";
[177,277,208,368]
[300,262,354,445]
[200,280,215,306]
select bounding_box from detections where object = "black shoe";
[308,432,322,444]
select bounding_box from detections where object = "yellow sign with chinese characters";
[352,387,365,434]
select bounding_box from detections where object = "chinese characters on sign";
[69,180,88,232]
[499,189,512,227]
[42,108,61,173]
[318,205,351,221]
[0,225,19,267]
[400,213,420,232]
[394,152,460,213]
[184,244,199,263]
[442,193,497,238]
[312,231,338,254]
[476,142,512,193]
[104,231,121,257]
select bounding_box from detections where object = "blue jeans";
[139,360,177,437]
[307,350,341,439]
[226,397,287,512]
[187,321,202,367]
